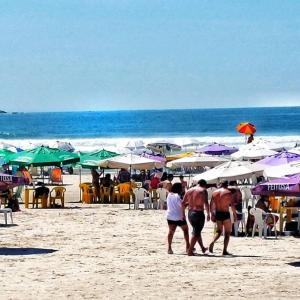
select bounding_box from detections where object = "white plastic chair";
[249,207,277,239]
[240,186,255,209]
[133,188,151,210]
[156,187,168,210]
[230,207,247,237]
[0,208,13,225]
[207,187,217,202]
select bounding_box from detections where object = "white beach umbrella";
[124,140,145,151]
[192,160,264,184]
[249,138,283,151]
[231,144,277,160]
[289,146,300,155]
[99,154,164,170]
[167,155,228,168]
[263,161,300,179]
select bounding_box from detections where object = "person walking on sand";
[209,181,237,255]
[182,179,210,256]
[166,182,190,254]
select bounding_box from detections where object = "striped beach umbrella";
[236,122,256,135]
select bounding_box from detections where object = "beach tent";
[231,144,277,160]
[99,154,165,170]
[196,143,238,155]
[147,140,182,154]
[79,149,119,169]
[0,173,28,191]
[49,141,75,152]
[263,161,300,179]
[167,155,228,168]
[8,146,80,167]
[251,174,300,197]
[192,160,263,184]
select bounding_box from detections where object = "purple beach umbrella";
[256,151,300,166]
[251,174,300,197]
[196,142,238,155]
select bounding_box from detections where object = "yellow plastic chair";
[50,187,66,208]
[32,192,48,208]
[117,183,131,204]
[79,183,94,204]
[100,185,114,203]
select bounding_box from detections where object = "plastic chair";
[13,185,23,203]
[207,187,217,202]
[0,208,13,224]
[250,207,277,238]
[229,207,247,237]
[150,188,158,209]
[100,186,112,203]
[32,192,48,208]
[116,183,131,204]
[133,188,151,210]
[79,183,94,204]
[241,186,255,209]
[50,168,63,185]
[50,187,66,208]
[156,187,168,210]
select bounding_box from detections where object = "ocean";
[0,107,300,152]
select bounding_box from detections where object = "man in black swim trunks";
[182,179,210,256]
[209,181,237,255]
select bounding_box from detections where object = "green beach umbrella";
[79,149,119,169]
[0,149,15,163]
[8,146,80,167]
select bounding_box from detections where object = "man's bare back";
[211,188,233,212]
[182,186,208,211]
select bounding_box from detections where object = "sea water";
[0,107,300,152]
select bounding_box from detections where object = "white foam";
[1,135,300,153]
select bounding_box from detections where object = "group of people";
[166,179,239,256]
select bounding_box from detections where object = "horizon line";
[2,104,300,114]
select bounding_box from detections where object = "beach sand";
[1,174,299,299]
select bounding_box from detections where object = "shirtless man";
[182,179,210,256]
[209,181,237,255]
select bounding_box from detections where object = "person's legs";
[180,224,190,254]
[222,219,232,255]
[209,221,223,253]
[198,234,207,253]
[167,224,177,254]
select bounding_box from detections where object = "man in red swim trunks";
[209,181,237,255]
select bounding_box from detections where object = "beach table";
[24,186,48,208]
[279,206,300,234]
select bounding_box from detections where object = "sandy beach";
[0,174,299,299]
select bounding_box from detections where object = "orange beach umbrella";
[236,122,256,135]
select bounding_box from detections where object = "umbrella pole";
[79,167,82,202]
[129,165,132,210]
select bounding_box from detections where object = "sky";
[0,0,300,112]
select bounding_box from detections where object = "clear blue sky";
[1,0,300,112]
